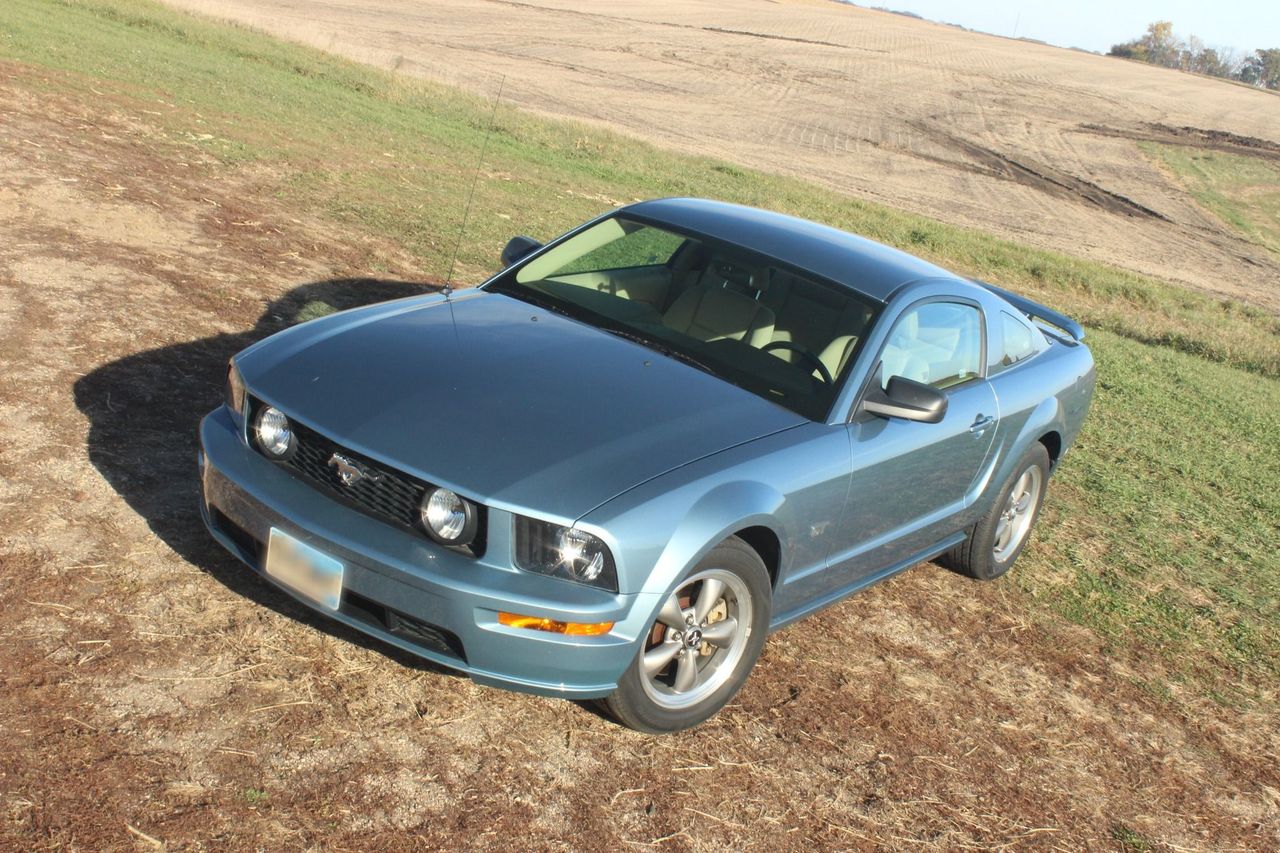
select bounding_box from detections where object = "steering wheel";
[762,341,833,384]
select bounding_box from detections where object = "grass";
[1018,327,1280,699]
[1143,142,1280,258]
[4,0,1278,378]
[1,0,1277,703]
[1111,822,1154,851]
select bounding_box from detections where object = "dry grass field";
[1,1,1277,850]
[166,0,1280,311]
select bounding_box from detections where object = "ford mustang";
[199,198,1095,732]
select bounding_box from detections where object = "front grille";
[289,419,426,529]
[247,397,485,556]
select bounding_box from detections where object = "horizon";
[851,1,1280,56]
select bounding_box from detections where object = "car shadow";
[73,277,465,677]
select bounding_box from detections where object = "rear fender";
[972,394,1064,512]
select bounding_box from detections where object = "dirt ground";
[163,0,1280,312]
[1,62,1278,850]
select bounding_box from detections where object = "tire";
[944,442,1050,581]
[601,536,771,733]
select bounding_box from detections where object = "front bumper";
[198,406,656,699]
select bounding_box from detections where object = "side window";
[1000,311,1042,366]
[880,302,983,390]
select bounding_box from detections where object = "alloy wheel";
[993,465,1043,561]
[639,568,753,710]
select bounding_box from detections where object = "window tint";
[881,302,983,390]
[493,214,879,421]
[533,220,686,277]
[1000,311,1040,366]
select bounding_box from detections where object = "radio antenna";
[444,74,506,297]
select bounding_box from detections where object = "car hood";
[238,290,806,519]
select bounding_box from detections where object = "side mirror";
[861,375,948,424]
[501,235,542,268]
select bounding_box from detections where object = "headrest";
[707,259,768,292]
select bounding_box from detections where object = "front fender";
[580,421,847,625]
[589,479,786,650]
[585,475,789,599]
[644,480,785,603]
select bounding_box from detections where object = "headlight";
[253,405,295,459]
[513,516,617,592]
[226,359,246,417]
[419,486,479,547]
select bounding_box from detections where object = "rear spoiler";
[973,280,1085,344]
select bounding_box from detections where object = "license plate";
[265,527,344,610]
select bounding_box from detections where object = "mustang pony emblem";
[328,453,379,487]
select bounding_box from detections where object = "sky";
[874,1,1280,55]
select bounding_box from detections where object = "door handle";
[969,415,996,436]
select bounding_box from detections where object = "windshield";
[486,215,879,421]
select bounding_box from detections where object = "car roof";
[620,198,961,302]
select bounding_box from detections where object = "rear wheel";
[602,537,770,733]
[945,442,1050,581]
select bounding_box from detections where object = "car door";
[827,299,999,584]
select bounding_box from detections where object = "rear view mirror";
[861,375,948,424]
[501,235,542,268]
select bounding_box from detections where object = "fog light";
[419,486,478,546]
[498,613,614,636]
[254,405,295,459]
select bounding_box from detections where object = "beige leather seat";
[662,266,775,348]
[881,304,982,388]
[663,286,776,348]
[764,271,872,379]
[880,343,931,387]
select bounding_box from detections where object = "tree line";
[1109,21,1279,89]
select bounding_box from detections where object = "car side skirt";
[767,532,965,632]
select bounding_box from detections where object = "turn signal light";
[498,612,614,636]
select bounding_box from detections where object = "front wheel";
[944,442,1050,581]
[601,537,771,733]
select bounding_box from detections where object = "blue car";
[199,198,1095,732]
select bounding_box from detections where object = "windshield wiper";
[600,325,720,379]
[487,281,576,318]
[490,282,720,378]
